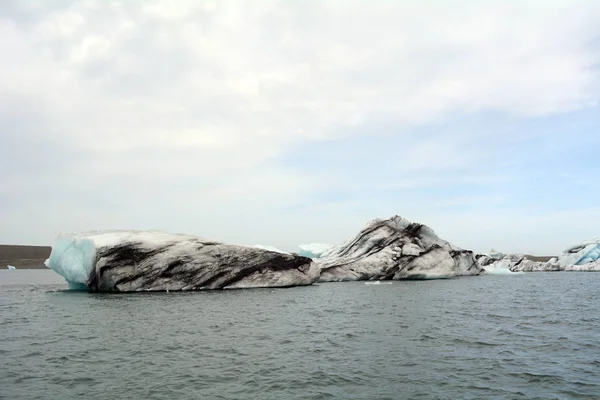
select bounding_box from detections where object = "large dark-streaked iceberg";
[46,231,319,292]
[315,216,482,281]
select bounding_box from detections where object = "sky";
[1,0,599,255]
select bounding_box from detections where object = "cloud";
[1,0,599,253]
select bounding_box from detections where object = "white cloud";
[1,0,599,251]
[4,1,599,145]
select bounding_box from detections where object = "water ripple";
[0,270,599,399]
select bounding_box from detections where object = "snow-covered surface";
[46,231,319,291]
[297,243,334,259]
[252,245,290,254]
[316,216,481,281]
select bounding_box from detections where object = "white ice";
[482,259,523,275]
[7,265,16,270]
[565,259,600,271]
[252,245,290,254]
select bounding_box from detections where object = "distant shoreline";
[0,245,51,269]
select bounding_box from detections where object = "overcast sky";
[1,0,599,255]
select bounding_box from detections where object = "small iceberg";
[364,281,392,285]
[7,265,16,270]
[298,243,334,259]
[482,263,523,275]
[479,258,523,275]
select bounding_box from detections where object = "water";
[1,270,599,399]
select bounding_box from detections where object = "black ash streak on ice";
[43,216,600,293]
[316,216,482,282]
[47,216,485,293]
[87,239,316,292]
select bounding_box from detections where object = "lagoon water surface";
[1,270,598,399]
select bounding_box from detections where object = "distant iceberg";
[297,243,333,259]
[477,239,600,273]
[315,215,482,281]
[7,265,16,270]
[558,239,600,268]
[478,252,555,273]
[46,231,318,292]
[559,240,600,271]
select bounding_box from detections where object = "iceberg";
[557,239,600,267]
[297,243,334,259]
[7,265,16,270]
[487,248,504,258]
[315,216,482,281]
[477,252,555,273]
[476,255,522,275]
[557,239,600,271]
[46,231,319,292]
[477,239,600,273]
